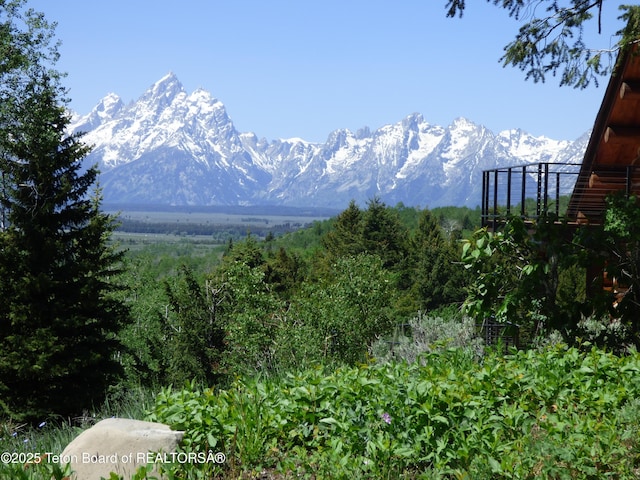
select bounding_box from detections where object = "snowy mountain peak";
[496,128,571,164]
[96,93,123,115]
[402,112,424,129]
[69,93,124,133]
[71,74,587,209]
[449,117,481,131]
[148,72,183,97]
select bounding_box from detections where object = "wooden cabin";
[567,44,640,223]
[482,45,640,228]
[481,44,640,299]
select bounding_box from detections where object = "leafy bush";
[149,345,640,478]
[216,261,284,375]
[573,314,633,354]
[371,310,484,363]
[284,253,396,366]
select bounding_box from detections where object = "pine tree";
[361,196,407,270]
[164,265,226,386]
[0,2,129,421]
[446,1,640,89]
[321,200,364,259]
[406,209,467,311]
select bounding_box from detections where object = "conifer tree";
[361,197,408,270]
[408,209,467,311]
[446,1,640,89]
[164,265,225,386]
[321,200,364,259]
[0,1,129,421]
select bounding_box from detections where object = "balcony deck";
[482,45,640,230]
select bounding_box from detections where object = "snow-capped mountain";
[70,73,588,209]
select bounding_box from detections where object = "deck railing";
[481,163,581,229]
[482,163,640,228]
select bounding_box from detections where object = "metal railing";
[476,318,519,352]
[565,164,640,221]
[482,162,640,228]
[481,163,581,229]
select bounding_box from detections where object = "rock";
[60,417,184,480]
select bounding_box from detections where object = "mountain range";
[69,73,589,209]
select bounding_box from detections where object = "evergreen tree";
[446,1,640,89]
[0,2,129,421]
[361,196,407,270]
[403,209,467,312]
[222,234,264,269]
[321,200,364,259]
[164,265,226,386]
[320,198,408,272]
[264,246,306,300]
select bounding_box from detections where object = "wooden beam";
[620,81,640,100]
[588,172,640,191]
[604,125,640,144]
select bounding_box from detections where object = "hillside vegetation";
[7,197,640,478]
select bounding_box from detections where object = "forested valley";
[116,200,480,387]
[11,196,640,478]
[6,0,640,477]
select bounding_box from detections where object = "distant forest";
[107,204,341,240]
[115,218,311,238]
[109,203,482,241]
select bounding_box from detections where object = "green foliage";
[431,205,481,236]
[0,460,73,480]
[371,310,484,364]
[0,2,129,421]
[0,1,62,107]
[572,314,632,354]
[321,197,408,271]
[574,193,640,345]
[361,196,408,270]
[163,265,226,386]
[321,199,364,260]
[220,233,264,269]
[272,218,330,254]
[286,253,396,366]
[461,215,580,341]
[402,209,469,313]
[446,1,640,89]
[116,245,223,388]
[113,202,479,383]
[213,259,284,375]
[462,220,534,322]
[462,193,640,350]
[149,345,640,478]
[263,246,307,300]
[317,199,471,320]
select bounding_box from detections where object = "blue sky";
[30,0,628,143]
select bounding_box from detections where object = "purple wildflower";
[381,412,392,424]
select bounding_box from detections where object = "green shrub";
[285,253,396,366]
[371,310,484,363]
[573,314,633,354]
[149,345,640,478]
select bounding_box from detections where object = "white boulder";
[60,417,184,480]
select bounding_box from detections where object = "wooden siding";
[567,46,640,222]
